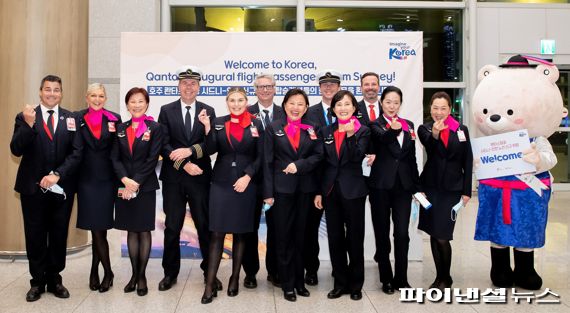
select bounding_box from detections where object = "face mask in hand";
[450,198,464,221]
[40,184,67,200]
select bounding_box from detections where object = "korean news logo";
[389,42,417,60]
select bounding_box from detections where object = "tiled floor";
[1,191,569,313]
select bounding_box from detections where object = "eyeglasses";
[256,85,275,90]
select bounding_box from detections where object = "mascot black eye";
[483,108,488,114]
[507,109,514,115]
[544,69,550,75]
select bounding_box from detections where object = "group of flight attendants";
[11,68,472,305]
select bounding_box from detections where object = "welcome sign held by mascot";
[472,55,567,290]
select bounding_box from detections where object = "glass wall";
[304,8,463,82]
[171,7,296,32]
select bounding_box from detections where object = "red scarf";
[226,112,252,143]
[127,125,136,154]
[334,130,346,157]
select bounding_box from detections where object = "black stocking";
[229,234,246,291]
[89,237,101,288]
[126,231,139,287]
[430,236,452,279]
[137,231,152,290]
[204,232,225,297]
[92,230,112,277]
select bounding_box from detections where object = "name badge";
[250,124,259,137]
[108,122,116,132]
[117,131,126,138]
[308,128,317,140]
[457,130,466,142]
[214,124,224,131]
[66,117,76,131]
[275,129,285,137]
[409,129,416,140]
[142,130,151,141]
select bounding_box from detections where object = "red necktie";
[368,104,376,121]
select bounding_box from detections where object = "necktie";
[326,107,332,126]
[262,109,271,129]
[368,104,377,121]
[185,106,192,140]
[47,110,55,137]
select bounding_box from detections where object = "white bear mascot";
[472,54,567,290]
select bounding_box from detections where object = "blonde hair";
[226,87,248,101]
[86,83,106,97]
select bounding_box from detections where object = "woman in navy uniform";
[314,90,370,301]
[369,86,421,294]
[417,91,472,289]
[111,87,163,296]
[75,83,121,292]
[198,87,264,304]
[263,88,323,302]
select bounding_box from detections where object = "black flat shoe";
[295,287,310,297]
[382,282,395,295]
[137,287,148,296]
[284,291,297,302]
[99,273,114,293]
[158,276,177,291]
[350,291,363,300]
[327,288,346,299]
[244,275,257,289]
[201,289,218,304]
[124,277,137,293]
[26,286,44,302]
[47,283,70,298]
[227,275,239,297]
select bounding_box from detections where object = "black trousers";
[369,186,412,284]
[324,185,366,292]
[162,180,211,278]
[303,196,323,275]
[242,193,262,277]
[21,190,74,287]
[273,191,310,292]
[242,186,279,278]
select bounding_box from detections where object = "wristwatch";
[52,171,60,177]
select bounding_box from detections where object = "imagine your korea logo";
[389,42,417,60]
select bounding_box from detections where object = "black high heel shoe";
[89,271,100,291]
[99,272,114,293]
[137,277,148,296]
[227,275,239,297]
[201,288,218,304]
[124,276,137,293]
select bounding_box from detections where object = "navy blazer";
[319,124,370,199]
[10,106,81,195]
[75,109,122,182]
[247,103,286,129]
[263,119,323,198]
[111,120,163,192]
[369,117,421,192]
[306,101,329,131]
[158,99,216,183]
[418,122,473,196]
[206,116,264,184]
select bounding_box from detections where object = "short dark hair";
[330,90,359,118]
[360,72,379,84]
[125,87,150,105]
[430,91,452,108]
[380,85,403,103]
[282,88,309,108]
[40,75,62,90]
